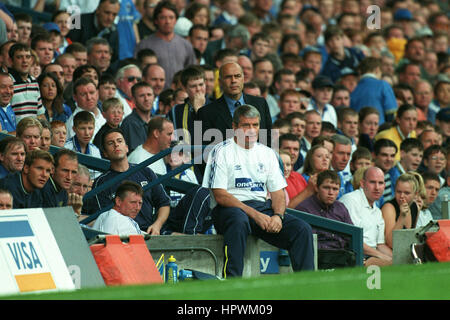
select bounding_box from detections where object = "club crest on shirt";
[141,181,148,188]
[257,163,265,174]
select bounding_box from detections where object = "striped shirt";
[383,172,394,203]
[8,68,44,124]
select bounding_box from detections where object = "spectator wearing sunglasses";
[115,64,142,118]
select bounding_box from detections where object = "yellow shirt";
[375,126,416,162]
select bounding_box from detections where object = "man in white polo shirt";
[93,181,144,236]
[339,166,392,266]
[202,104,314,278]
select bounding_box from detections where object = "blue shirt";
[0,104,16,132]
[117,0,141,60]
[350,75,397,125]
[45,103,72,123]
[65,136,101,157]
[321,47,364,82]
[223,94,245,117]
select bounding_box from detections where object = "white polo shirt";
[93,208,143,236]
[202,138,287,209]
[340,188,385,248]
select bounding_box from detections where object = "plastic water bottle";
[166,255,178,283]
[205,224,216,235]
[178,269,193,281]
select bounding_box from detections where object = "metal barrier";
[0,133,364,266]
[5,4,51,24]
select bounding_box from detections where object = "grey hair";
[232,104,261,126]
[77,164,91,180]
[226,24,250,44]
[86,37,111,54]
[331,133,352,146]
[115,64,141,82]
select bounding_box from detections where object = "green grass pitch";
[4,262,450,300]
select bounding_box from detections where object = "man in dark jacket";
[67,0,120,63]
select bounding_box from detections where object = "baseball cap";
[42,22,61,34]
[435,74,450,86]
[340,67,358,78]
[312,75,334,89]
[436,107,450,123]
[174,17,192,38]
[416,27,433,38]
[394,8,413,21]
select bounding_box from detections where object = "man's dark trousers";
[212,199,314,277]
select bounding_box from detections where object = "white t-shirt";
[128,145,167,175]
[202,138,287,209]
[93,208,143,236]
[340,188,385,248]
[416,209,434,228]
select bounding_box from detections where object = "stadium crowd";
[0,0,449,273]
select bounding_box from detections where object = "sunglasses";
[127,76,142,82]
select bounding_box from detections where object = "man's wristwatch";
[273,213,284,221]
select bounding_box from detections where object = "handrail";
[79,148,205,225]
[287,208,364,266]
[0,132,364,266]
[0,133,111,172]
[82,145,205,201]
[5,4,51,23]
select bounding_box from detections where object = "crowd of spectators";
[0,0,449,270]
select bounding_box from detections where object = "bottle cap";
[168,255,176,262]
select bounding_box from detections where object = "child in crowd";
[416,172,440,228]
[165,141,198,207]
[349,147,373,175]
[421,145,447,186]
[52,10,72,55]
[347,147,373,193]
[272,118,291,149]
[50,120,67,147]
[64,111,102,179]
[98,75,117,105]
[93,98,124,152]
